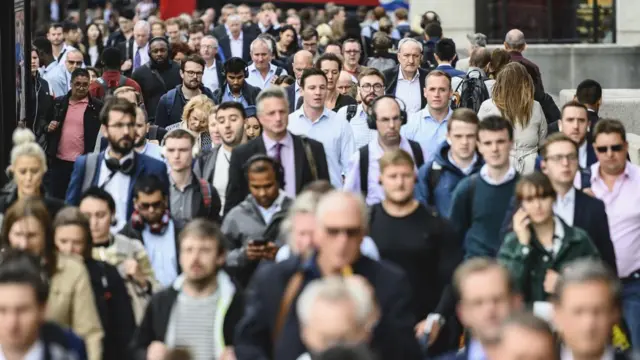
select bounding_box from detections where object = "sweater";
[448,174,519,258]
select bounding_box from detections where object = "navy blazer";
[285,84,299,114]
[382,66,429,109]
[234,255,423,360]
[499,189,617,275]
[65,152,169,217]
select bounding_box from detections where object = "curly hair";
[491,62,534,128]
[170,41,193,60]
[182,94,216,123]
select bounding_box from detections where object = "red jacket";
[89,70,142,99]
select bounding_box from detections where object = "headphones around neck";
[160,128,200,159]
[222,57,250,79]
[105,156,135,175]
[366,95,408,130]
[131,209,171,235]
[243,153,285,190]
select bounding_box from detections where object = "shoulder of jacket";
[55,254,88,279]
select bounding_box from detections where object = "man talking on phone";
[222,154,293,287]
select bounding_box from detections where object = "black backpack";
[345,105,358,122]
[96,76,127,98]
[359,140,424,196]
[453,70,490,113]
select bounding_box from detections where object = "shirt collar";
[422,107,453,123]
[398,68,420,82]
[262,131,294,150]
[557,187,576,204]
[0,339,44,360]
[231,31,243,40]
[479,164,517,186]
[206,61,216,70]
[561,346,615,360]
[296,107,332,123]
[591,161,636,184]
[170,172,194,189]
[225,84,243,97]
[252,189,286,212]
[69,97,89,105]
[448,151,478,174]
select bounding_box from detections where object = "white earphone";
[160,128,200,159]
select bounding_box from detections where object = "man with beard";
[66,98,169,231]
[336,68,385,149]
[155,54,215,128]
[132,37,182,124]
[46,68,103,199]
[195,102,247,214]
[369,150,461,355]
[343,96,424,205]
[212,57,261,107]
[131,219,243,360]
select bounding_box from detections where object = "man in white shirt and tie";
[121,20,150,76]
[200,36,221,93]
[246,38,287,90]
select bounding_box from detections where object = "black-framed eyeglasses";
[360,83,384,92]
[595,144,624,153]
[183,70,204,77]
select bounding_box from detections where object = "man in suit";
[218,15,254,63]
[575,79,603,133]
[66,98,169,231]
[106,10,135,48]
[224,86,329,214]
[200,36,225,94]
[212,4,237,40]
[501,132,617,275]
[437,258,521,360]
[234,191,423,360]
[383,38,429,114]
[286,50,313,114]
[118,20,151,77]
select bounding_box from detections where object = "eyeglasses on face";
[595,144,624,153]
[183,70,204,77]
[360,83,384,92]
[545,153,578,163]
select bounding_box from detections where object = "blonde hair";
[10,128,47,173]
[378,148,414,173]
[316,23,334,46]
[491,62,534,128]
[181,94,216,123]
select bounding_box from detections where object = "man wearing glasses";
[155,54,215,128]
[66,98,169,231]
[590,118,640,347]
[43,48,84,97]
[46,68,103,199]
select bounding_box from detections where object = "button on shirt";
[230,32,244,59]
[288,108,356,188]
[590,162,640,277]
[170,173,196,223]
[246,63,287,90]
[203,62,220,94]
[401,107,453,161]
[263,132,296,198]
[143,220,178,287]
[98,150,134,232]
[336,104,377,149]
[343,137,418,205]
[395,69,423,113]
[554,187,576,226]
[222,85,249,108]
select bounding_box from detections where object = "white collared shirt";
[479,164,517,186]
[202,61,220,93]
[230,32,244,59]
[560,346,615,360]
[213,147,231,216]
[578,142,587,169]
[395,67,422,113]
[0,340,44,360]
[336,103,377,149]
[246,63,287,90]
[132,42,150,68]
[554,187,576,226]
[98,149,135,232]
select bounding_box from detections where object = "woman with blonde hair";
[478,62,547,173]
[166,94,214,152]
[0,128,64,217]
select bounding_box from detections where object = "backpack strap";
[427,162,443,207]
[300,136,319,181]
[81,153,101,193]
[198,178,212,209]
[408,140,424,168]
[275,67,283,77]
[346,105,358,122]
[359,146,369,196]
[148,125,158,140]
[118,75,127,87]
[96,77,108,96]
[165,89,177,118]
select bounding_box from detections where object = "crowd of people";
[1,1,640,360]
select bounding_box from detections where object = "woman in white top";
[478,62,547,173]
[83,23,104,67]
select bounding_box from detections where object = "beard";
[187,270,217,290]
[134,136,147,148]
[184,80,200,90]
[109,135,134,155]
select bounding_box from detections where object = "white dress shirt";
[395,68,422,113]
[246,63,288,90]
[0,340,44,360]
[560,346,615,360]
[578,142,587,169]
[132,42,150,68]
[336,104,377,149]
[203,61,220,93]
[213,147,231,216]
[98,150,134,232]
[553,187,576,226]
[288,107,356,188]
[230,32,244,59]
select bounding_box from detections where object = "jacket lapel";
[573,190,587,228]
[292,135,304,192]
[91,152,105,186]
[204,145,221,183]
[586,142,597,166]
[386,66,399,95]
[128,154,145,215]
[418,68,428,108]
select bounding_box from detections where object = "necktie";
[134,49,141,70]
[274,142,282,164]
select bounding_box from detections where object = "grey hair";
[202,35,218,46]
[227,14,241,24]
[256,86,289,116]
[553,258,622,306]
[296,276,374,328]
[315,190,369,233]
[398,37,423,53]
[505,29,526,49]
[134,20,151,33]
[497,311,553,343]
[280,191,322,250]
[250,37,273,55]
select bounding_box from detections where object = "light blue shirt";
[246,63,288,90]
[468,340,488,360]
[288,107,356,188]
[143,220,178,287]
[401,107,453,162]
[254,191,287,224]
[221,85,249,108]
[43,64,71,98]
[336,104,377,150]
[141,141,163,161]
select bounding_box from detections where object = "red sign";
[160,0,196,19]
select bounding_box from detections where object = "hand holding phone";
[512,208,532,246]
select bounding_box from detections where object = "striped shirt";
[172,291,219,360]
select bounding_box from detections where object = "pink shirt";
[56,98,88,162]
[591,162,640,277]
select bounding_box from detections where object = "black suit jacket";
[224,133,330,214]
[116,38,135,77]
[588,109,600,135]
[499,189,617,275]
[383,66,429,109]
[218,31,254,63]
[234,255,423,360]
[212,24,227,41]
[285,84,298,114]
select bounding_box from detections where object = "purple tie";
[134,49,141,70]
[274,142,282,164]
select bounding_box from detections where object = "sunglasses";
[595,144,624,153]
[138,201,164,210]
[325,226,361,238]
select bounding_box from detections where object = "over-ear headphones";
[105,157,135,175]
[161,128,200,159]
[131,209,171,235]
[367,95,408,130]
[243,154,285,190]
[148,36,172,58]
[222,57,249,79]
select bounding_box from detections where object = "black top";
[369,203,462,321]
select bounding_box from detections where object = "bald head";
[293,50,314,81]
[315,190,368,230]
[336,71,354,95]
[504,29,525,51]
